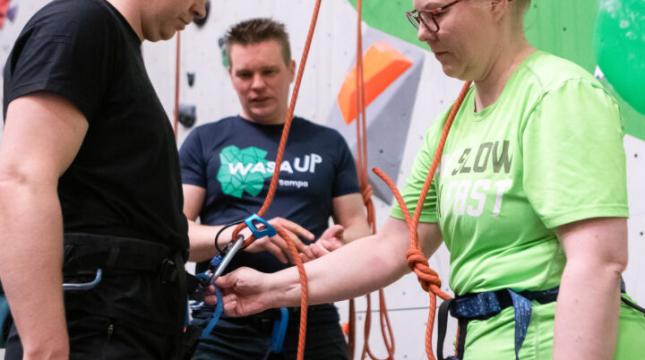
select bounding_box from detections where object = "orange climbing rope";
[229,2,323,360]
[373,80,472,360]
[350,0,396,359]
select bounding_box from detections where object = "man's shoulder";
[31,0,115,26]
[21,0,121,45]
[193,116,239,132]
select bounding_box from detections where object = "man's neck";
[241,111,287,126]
[105,0,144,40]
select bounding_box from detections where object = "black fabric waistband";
[63,233,182,280]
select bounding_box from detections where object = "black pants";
[6,269,186,359]
[191,306,348,360]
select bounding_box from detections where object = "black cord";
[214,221,243,254]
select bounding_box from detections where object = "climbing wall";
[0,0,45,141]
[1,1,644,359]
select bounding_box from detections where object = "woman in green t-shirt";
[209,0,645,359]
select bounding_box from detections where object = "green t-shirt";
[392,51,628,295]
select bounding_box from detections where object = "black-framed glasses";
[406,0,464,33]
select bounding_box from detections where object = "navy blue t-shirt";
[179,116,360,274]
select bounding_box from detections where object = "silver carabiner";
[212,235,245,279]
[63,269,103,291]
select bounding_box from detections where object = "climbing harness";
[10,270,110,350]
[373,81,472,360]
[436,279,645,360]
[437,287,559,360]
[0,233,187,348]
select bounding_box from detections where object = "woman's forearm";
[271,219,418,307]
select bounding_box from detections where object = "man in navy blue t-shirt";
[179,18,369,360]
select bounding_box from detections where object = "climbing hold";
[594,0,645,114]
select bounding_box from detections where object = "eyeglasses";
[406,0,465,33]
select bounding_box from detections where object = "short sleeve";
[3,4,113,121]
[522,79,628,229]
[390,122,441,224]
[179,129,208,188]
[332,132,361,197]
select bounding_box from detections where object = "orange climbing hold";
[338,42,413,124]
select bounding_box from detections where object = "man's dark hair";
[224,18,292,67]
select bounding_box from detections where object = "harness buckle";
[160,258,178,284]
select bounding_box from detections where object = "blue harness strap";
[201,286,224,338]
[508,290,532,360]
[269,307,289,353]
[438,287,559,360]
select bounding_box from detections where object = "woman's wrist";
[271,268,302,308]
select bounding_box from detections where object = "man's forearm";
[553,260,622,359]
[0,181,69,358]
[341,220,371,244]
[188,221,238,262]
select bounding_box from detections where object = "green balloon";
[594,0,645,115]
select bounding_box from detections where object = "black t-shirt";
[180,116,360,274]
[2,0,188,252]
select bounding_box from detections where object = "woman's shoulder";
[520,51,599,93]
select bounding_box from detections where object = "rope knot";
[406,248,442,293]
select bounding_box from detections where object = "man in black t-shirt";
[179,19,370,360]
[0,0,206,359]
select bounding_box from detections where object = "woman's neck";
[473,42,535,112]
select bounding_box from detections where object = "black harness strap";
[63,233,180,277]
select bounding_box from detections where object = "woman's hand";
[210,267,276,317]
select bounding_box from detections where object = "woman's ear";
[489,0,511,22]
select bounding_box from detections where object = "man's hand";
[300,224,344,262]
[244,217,314,263]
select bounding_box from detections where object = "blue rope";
[200,286,224,338]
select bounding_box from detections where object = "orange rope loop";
[372,80,471,360]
